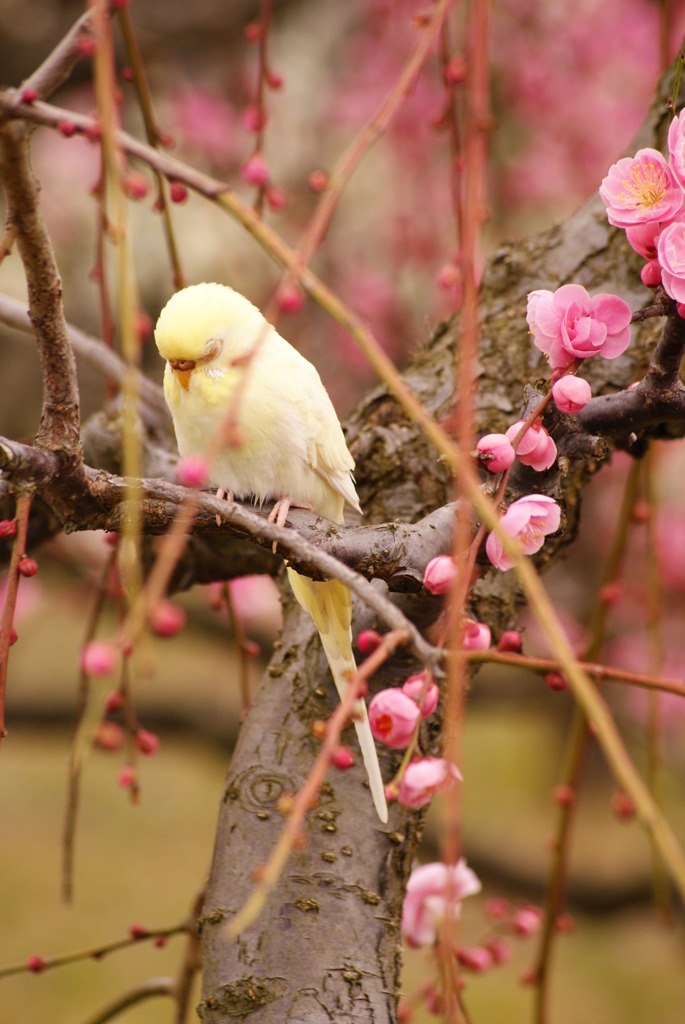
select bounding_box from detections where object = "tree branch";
[0,121,81,456]
[0,291,169,429]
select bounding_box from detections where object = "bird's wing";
[264,339,361,519]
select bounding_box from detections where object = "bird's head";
[154,282,265,390]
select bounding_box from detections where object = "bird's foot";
[215,486,234,527]
[268,496,315,552]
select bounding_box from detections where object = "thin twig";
[466,649,685,699]
[0,922,188,978]
[77,979,175,1024]
[0,292,168,422]
[62,547,118,902]
[0,493,32,742]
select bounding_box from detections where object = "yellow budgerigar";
[154,283,388,823]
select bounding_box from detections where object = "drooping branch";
[0,121,81,456]
[0,292,169,428]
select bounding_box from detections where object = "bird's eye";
[204,338,223,361]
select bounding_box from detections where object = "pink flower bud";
[487,937,512,964]
[0,519,17,537]
[176,455,209,488]
[95,721,126,751]
[357,629,382,654]
[331,745,355,770]
[118,765,137,789]
[553,784,575,806]
[423,554,457,595]
[80,640,118,677]
[137,729,160,756]
[21,87,38,104]
[243,20,262,42]
[123,171,148,200]
[497,629,522,652]
[599,581,623,604]
[545,671,567,692]
[476,433,515,473]
[266,70,284,90]
[552,375,591,413]
[17,557,38,577]
[134,311,153,341]
[402,671,439,718]
[128,922,148,939]
[278,284,305,313]
[308,169,329,192]
[1,626,18,647]
[462,619,491,651]
[368,689,420,748]
[444,56,467,84]
[27,955,47,973]
[511,906,543,936]
[506,421,557,471]
[485,897,510,920]
[436,262,461,290]
[397,999,413,1023]
[457,945,494,972]
[266,185,287,211]
[397,757,462,809]
[242,103,267,133]
[241,153,270,187]
[611,789,636,820]
[105,690,124,714]
[169,181,188,204]
[148,600,186,637]
[58,119,77,137]
[641,259,662,288]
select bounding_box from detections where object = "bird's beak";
[169,359,196,390]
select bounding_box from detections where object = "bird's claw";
[215,486,233,527]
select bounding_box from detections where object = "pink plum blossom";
[486,494,561,572]
[462,619,491,651]
[368,689,420,748]
[552,375,592,413]
[423,554,457,595]
[402,672,439,718]
[527,285,632,370]
[599,148,683,228]
[657,221,685,303]
[397,757,462,809]
[668,111,685,191]
[505,421,557,471]
[401,859,482,947]
[476,433,516,473]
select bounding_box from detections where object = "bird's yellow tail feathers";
[287,568,388,823]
